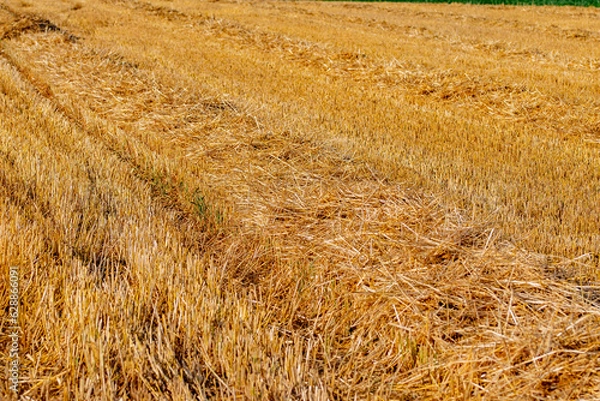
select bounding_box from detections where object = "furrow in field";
[0,54,233,398]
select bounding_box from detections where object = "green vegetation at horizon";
[322,0,600,7]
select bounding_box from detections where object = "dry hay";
[0,7,76,41]
[100,0,600,138]
[0,2,599,400]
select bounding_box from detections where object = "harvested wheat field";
[0,0,599,399]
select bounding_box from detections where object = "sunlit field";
[1,0,599,399]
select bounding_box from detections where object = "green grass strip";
[321,0,600,6]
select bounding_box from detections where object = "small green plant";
[150,171,170,196]
[215,209,224,225]
[191,189,208,218]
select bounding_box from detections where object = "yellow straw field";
[0,0,599,399]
